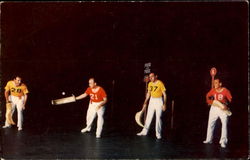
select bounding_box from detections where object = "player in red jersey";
[76,78,107,138]
[203,78,232,148]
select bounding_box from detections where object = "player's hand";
[221,105,228,110]
[207,100,213,106]
[162,104,167,111]
[22,101,26,110]
[96,105,101,111]
[6,100,11,104]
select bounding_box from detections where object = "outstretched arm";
[76,93,88,100]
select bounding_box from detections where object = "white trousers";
[141,97,163,137]
[205,105,229,144]
[84,102,105,137]
[5,95,25,128]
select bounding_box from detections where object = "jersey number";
[10,88,21,93]
[150,86,158,92]
[90,94,98,100]
[214,94,223,101]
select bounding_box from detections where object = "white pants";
[141,97,163,137]
[5,95,25,128]
[205,105,229,144]
[84,102,105,137]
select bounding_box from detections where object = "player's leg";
[9,95,16,118]
[96,105,105,138]
[81,103,97,133]
[137,98,155,136]
[219,112,228,148]
[16,98,24,131]
[204,106,219,143]
[155,98,163,139]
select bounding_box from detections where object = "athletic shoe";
[96,135,101,138]
[203,140,212,144]
[156,135,162,139]
[137,131,147,136]
[18,127,22,131]
[81,128,90,133]
[220,142,227,148]
[2,125,10,129]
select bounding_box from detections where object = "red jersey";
[85,86,107,102]
[206,88,232,105]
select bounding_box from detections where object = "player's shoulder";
[148,81,153,86]
[7,80,13,84]
[222,87,230,92]
[84,87,91,94]
[211,88,216,92]
[157,80,165,85]
[6,80,14,85]
[98,86,106,91]
[21,83,27,88]
[207,88,215,94]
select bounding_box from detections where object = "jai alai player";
[203,78,232,148]
[2,76,29,131]
[137,72,167,139]
[75,78,107,138]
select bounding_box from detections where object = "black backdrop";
[0,2,248,148]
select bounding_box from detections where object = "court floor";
[0,122,248,160]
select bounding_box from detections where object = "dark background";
[0,1,248,155]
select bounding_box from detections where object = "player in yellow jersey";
[137,72,167,139]
[2,76,29,131]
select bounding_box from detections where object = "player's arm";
[22,86,29,109]
[206,91,213,106]
[4,90,11,103]
[75,93,88,100]
[221,89,232,109]
[142,91,150,112]
[23,94,28,105]
[162,91,167,111]
[226,89,232,103]
[96,97,107,110]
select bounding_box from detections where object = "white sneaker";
[96,135,101,138]
[137,131,147,136]
[2,125,10,129]
[220,142,227,148]
[203,140,212,144]
[81,128,90,133]
[18,127,22,131]
[156,135,162,139]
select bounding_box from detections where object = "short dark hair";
[89,78,96,83]
[149,72,157,76]
[13,76,21,80]
[214,77,223,83]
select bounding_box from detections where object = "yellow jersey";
[5,81,29,97]
[148,80,166,98]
